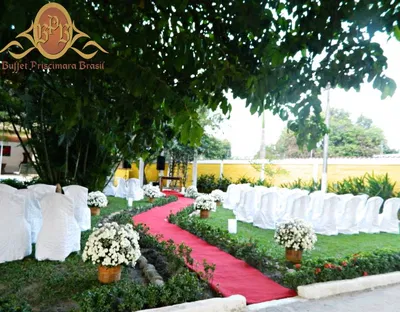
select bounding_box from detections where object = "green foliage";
[328,173,396,199]
[0,177,43,189]
[198,135,231,160]
[280,178,321,192]
[197,174,233,193]
[77,273,208,312]
[1,0,398,188]
[0,296,32,312]
[283,249,400,289]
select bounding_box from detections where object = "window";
[1,146,11,157]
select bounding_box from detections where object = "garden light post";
[321,82,331,193]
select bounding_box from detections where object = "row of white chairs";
[224,184,399,235]
[0,183,88,264]
[103,177,144,200]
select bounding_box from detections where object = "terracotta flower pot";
[200,209,210,219]
[148,197,154,203]
[90,207,100,216]
[285,248,303,264]
[98,265,121,284]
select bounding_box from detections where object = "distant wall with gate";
[115,158,400,191]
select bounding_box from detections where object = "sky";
[216,34,400,158]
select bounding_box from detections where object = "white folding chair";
[379,198,400,234]
[63,185,91,231]
[359,196,384,234]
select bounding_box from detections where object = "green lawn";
[203,208,400,261]
[0,197,148,311]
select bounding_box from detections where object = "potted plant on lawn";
[184,185,199,198]
[82,222,141,284]
[274,218,317,264]
[87,191,108,216]
[210,189,225,206]
[194,194,217,219]
[142,184,164,203]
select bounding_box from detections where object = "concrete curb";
[137,295,247,312]
[298,271,400,299]
[246,297,306,311]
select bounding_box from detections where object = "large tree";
[0,0,398,188]
[266,109,396,158]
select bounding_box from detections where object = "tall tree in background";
[265,109,396,158]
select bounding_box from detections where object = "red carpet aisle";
[133,191,296,304]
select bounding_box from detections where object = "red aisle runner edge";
[133,191,297,304]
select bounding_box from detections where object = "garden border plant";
[169,205,400,290]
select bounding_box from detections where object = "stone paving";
[251,284,400,312]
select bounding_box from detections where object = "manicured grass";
[0,197,148,311]
[203,208,400,261]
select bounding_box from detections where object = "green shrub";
[366,173,395,200]
[0,296,32,312]
[77,272,208,312]
[197,174,233,193]
[283,249,400,289]
[280,178,321,192]
[235,176,254,184]
[0,179,27,189]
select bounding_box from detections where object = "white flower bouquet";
[194,194,217,211]
[82,222,141,267]
[142,184,165,198]
[274,219,317,251]
[185,185,199,198]
[210,189,225,202]
[87,191,108,208]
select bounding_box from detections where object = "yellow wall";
[115,162,400,191]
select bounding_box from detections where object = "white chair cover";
[291,195,311,220]
[336,194,354,224]
[28,184,56,200]
[379,198,400,234]
[103,176,116,196]
[18,189,42,243]
[308,191,325,223]
[253,191,280,229]
[232,184,252,211]
[126,178,144,200]
[223,184,237,209]
[115,178,127,198]
[63,185,91,231]
[0,190,32,263]
[35,193,81,261]
[235,189,257,223]
[337,197,362,235]
[278,192,303,222]
[314,195,340,235]
[359,196,384,233]
[0,184,17,193]
[355,194,369,223]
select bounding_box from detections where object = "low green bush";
[283,249,400,289]
[280,178,321,192]
[77,272,207,312]
[0,177,44,189]
[0,296,32,312]
[197,174,233,193]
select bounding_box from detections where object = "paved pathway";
[251,284,400,312]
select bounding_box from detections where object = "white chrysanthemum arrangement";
[87,191,108,208]
[142,184,165,198]
[185,185,199,198]
[274,219,317,251]
[210,189,225,202]
[194,194,217,211]
[82,222,141,267]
